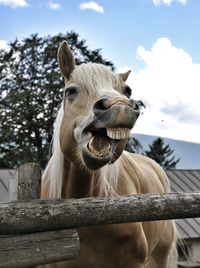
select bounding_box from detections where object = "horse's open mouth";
[87,128,130,158]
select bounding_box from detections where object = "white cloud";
[79,1,104,13]
[152,0,187,6]
[47,2,61,10]
[0,40,9,51]
[0,0,28,8]
[126,37,200,143]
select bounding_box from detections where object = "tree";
[0,31,114,168]
[144,137,180,169]
[125,136,143,154]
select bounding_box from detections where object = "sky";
[0,0,200,143]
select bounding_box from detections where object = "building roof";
[166,170,200,239]
[166,170,200,192]
[0,168,200,239]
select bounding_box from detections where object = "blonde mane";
[44,105,64,198]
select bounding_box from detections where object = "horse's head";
[58,41,140,170]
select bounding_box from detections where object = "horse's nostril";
[93,98,108,111]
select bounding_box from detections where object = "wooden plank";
[0,229,79,268]
[0,192,200,235]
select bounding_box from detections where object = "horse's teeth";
[106,128,130,140]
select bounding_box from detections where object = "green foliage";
[0,31,114,168]
[125,136,143,154]
[144,137,180,169]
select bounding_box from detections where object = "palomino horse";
[40,41,175,268]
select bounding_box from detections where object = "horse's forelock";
[71,63,121,97]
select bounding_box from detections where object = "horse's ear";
[58,41,75,80]
[119,70,131,82]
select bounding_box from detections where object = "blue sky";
[0,0,200,143]
[1,0,200,69]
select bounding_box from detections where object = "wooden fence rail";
[1,192,200,235]
[0,163,200,268]
[0,229,79,268]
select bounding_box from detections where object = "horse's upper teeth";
[106,128,130,140]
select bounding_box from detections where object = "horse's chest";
[77,223,148,268]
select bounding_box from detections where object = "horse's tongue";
[88,136,111,157]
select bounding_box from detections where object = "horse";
[40,41,176,268]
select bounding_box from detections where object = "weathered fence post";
[9,162,41,201]
[0,163,80,268]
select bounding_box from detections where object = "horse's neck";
[62,157,100,198]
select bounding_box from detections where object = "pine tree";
[144,137,180,169]
[0,32,114,168]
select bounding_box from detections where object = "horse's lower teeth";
[91,149,109,157]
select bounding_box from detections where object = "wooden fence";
[0,163,200,267]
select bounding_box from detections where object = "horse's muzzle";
[76,97,140,170]
[92,97,140,130]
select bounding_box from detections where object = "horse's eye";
[65,87,78,98]
[122,86,132,98]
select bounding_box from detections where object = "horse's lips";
[80,128,126,169]
[82,127,131,159]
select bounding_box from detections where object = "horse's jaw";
[74,126,130,170]
[73,98,140,170]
